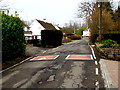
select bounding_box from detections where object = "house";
[24,31,32,44]
[54,25,62,30]
[82,29,90,37]
[28,19,57,40]
[24,31,32,40]
[23,20,33,41]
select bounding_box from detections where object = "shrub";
[2,13,26,61]
[41,30,63,47]
[100,39,117,48]
[90,34,120,44]
[67,34,81,40]
[70,35,81,40]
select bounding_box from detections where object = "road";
[1,37,105,89]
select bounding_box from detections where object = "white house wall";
[29,20,45,36]
[83,30,90,36]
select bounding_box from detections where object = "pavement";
[1,37,119,89]
[100,59,120,89]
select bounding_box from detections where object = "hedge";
[2,13,26,61]
[103,34,120,44]
[41,30,63,47]
[90,34,120,44]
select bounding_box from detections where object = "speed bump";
[65,55,93,60]
[30,55,59,61]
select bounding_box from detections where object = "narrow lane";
[1,37,105,89]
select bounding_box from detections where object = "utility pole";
[73,23,76,34]
[99,2,102,42]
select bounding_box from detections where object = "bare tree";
[0,0,10,11]
[77,2,95,19]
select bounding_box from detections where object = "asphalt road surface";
[1,37,105,89]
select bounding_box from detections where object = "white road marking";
[88,43,96,59]
[65,55,70,59]
[53,55,59,59]
[95,61,98,65]
[90,55,93,60]
[95,81,99,86]
[96,68,99,75]
[95,81,99,90]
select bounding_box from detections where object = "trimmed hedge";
[2,13,26,61]
[67,35,81,40]
[41,30,63,47]
[103,34,120,44]
[90,34,120,44]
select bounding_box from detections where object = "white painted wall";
[24,27,28,31]
[83,30,90,37]
[29,20,45,36]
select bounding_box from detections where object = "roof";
[57,26,62,30]
[36,20,57,30]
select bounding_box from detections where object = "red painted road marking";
[30,55,59,61]
[65,55,93,60]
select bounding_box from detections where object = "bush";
[2,13,26,61]
[69,35,81,40]
[67,34,81,40]
[100,39,117,48]
[41,30,63,47]
[90,34,120,44]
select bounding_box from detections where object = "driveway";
[1,37,105,89]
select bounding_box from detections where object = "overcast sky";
[0,0,119,26]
